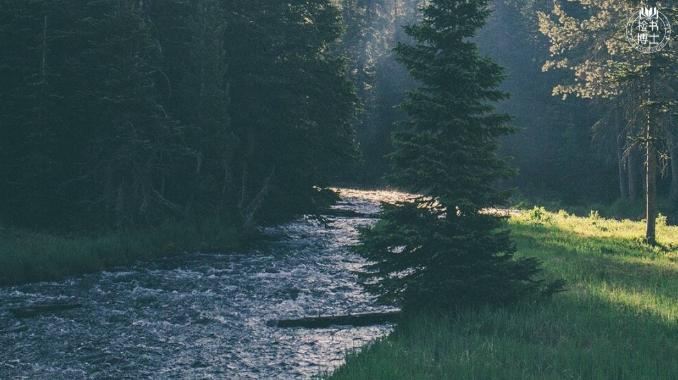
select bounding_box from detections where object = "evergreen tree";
[0,0,82,227]
[225,0,356,226]
[68,0,189,227]
[150,0,237,218]
[357,0,562,310]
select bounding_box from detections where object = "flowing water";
[0,190,401,379]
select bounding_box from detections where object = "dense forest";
[0,0,357,231]
[1,0,676,235]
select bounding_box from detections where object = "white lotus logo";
[639,7,658,19]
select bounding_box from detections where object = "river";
[0,189,401,379]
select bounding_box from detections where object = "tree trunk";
[668,115,678,202]
[618,150,629,200]
[41,16,47,81]
[394,0,402,42]
[241,166,276,231]
[628,147,641,200]
[239,162,248,210]
[646,134,657,245]
[645,73,657,245]
[617,122,629,200]
[115,184,125,228]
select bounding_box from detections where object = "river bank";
[0,188,344,287]
[330,209,678,379]
[0,219,244,287]
[0,190,393,378]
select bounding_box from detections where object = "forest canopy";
[0,0,357,230]
[1,0,676,233]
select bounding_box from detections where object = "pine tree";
[357,0,562,310]
[225,0,356,226]
[0,0,79,226]
[150,0,237,217]
[70,0,189,227]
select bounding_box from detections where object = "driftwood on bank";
[268,311,400,328]
[9,303,82,318]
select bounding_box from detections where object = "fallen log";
[268,311,400,328]
[9,302,82,318]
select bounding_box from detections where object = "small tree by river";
[356,0,564,311]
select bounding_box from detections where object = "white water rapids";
[0,189,409,379]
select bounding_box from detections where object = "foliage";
[589,209,602,221]
[527,206,552,223]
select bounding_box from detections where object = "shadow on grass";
[332,287,677,380]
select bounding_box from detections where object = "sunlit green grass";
[0,220,243,286]
[330,209,678,380]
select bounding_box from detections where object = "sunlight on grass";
[330,209,678,380]
[590,282,677,322]
[516,207,678,251]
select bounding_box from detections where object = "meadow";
[330,208,678,380]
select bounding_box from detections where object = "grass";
[330,208,678,380]
[0,219,244,287]
[0,188,340,287]
[511,193,678,225]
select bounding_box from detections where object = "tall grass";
[512,194,678,225]
[330,209,678,380]
[0,219,243,286]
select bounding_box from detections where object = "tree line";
[0,0,356,231]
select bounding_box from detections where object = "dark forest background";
[1,0,357,231]
[1,0,676,234]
